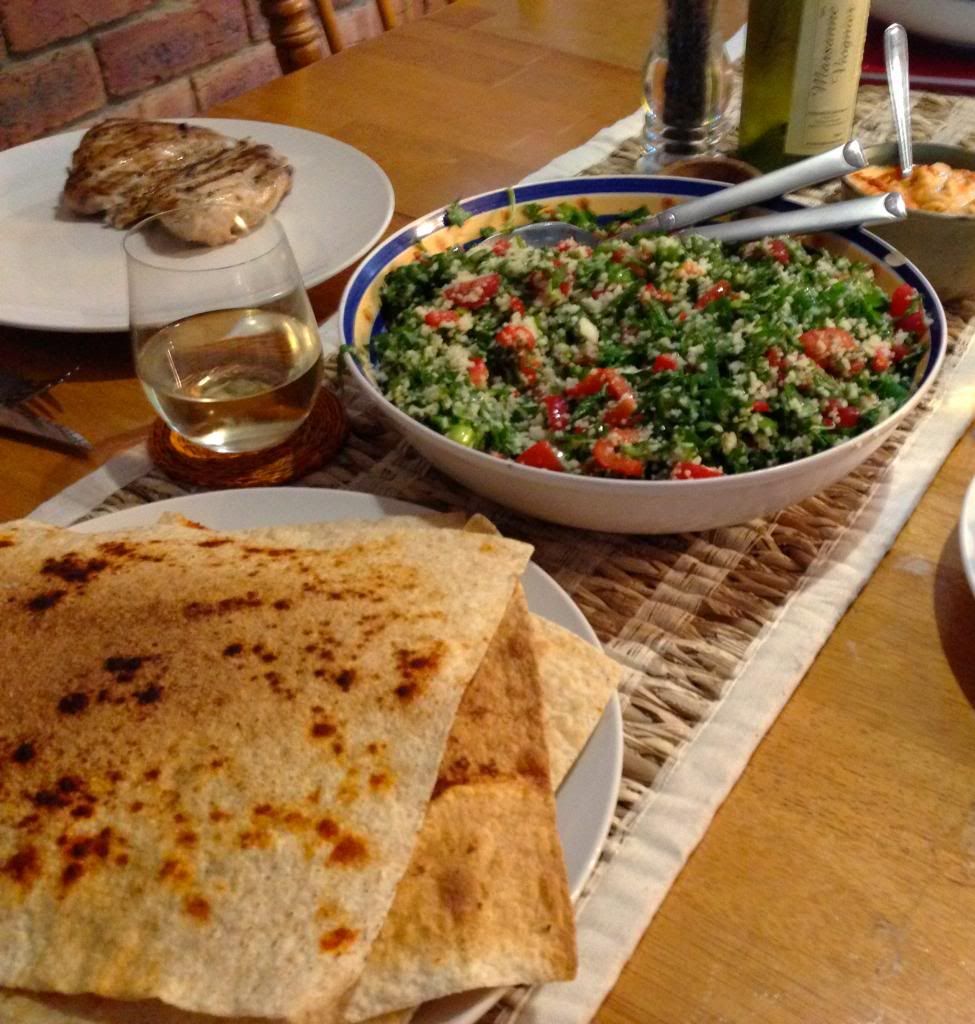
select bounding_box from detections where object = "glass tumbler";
[125,204,323,454]
[639,0,733,170]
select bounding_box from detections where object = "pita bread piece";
[529,616,621,787]
[0,522,530,1020]
[340,588,575,1023]
[0,989,416,1024]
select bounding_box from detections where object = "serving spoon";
[484,190,906,249]
[482,140,871,250]
[884,23,913,179]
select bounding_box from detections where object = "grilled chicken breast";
[63,118,293,246]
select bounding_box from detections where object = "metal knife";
[0,405,92,451]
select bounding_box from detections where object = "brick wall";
[0,0,447,150]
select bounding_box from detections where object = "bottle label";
[785,0,869,155]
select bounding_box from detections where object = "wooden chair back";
[260,0,398,70]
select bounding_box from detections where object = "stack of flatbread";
[0,512,620,1024]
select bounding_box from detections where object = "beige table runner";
[27,87,975,1024]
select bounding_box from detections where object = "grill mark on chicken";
[64,120,232,218]
[63,118,293,246]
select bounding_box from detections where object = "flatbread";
[153,518,580,1019]
[462,514,621,787]
[0,990,415,1024]
[0,522,530,1019]
[0,514,619,1024]
[341,588,576,1022]
[530,616,621,788]
[0,990,265,1024]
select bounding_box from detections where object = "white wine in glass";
[126,206,323,453]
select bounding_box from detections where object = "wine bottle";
[738,0,870,172]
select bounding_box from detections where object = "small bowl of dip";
[843,142,975,302]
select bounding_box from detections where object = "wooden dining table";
[3,1,974,1020]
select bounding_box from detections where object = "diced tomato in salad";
[566,367,631,400]
[896,310,926,336]
[592,430,645,478]
[889,284,918,319]
[642,283,673,303]
[603,393,638,427]
[543,395,570,431]
[496,324,535,349]
[468,357,488,388]
[516,440,564,471]
[671,461,724,480]
[767,239,790,265]
[444,272,501,309]
[696,279,732,308]
[822,399,860,428]
[799,328,864,377]
[424,309,459,327]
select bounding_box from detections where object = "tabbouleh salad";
[370,209,929,480]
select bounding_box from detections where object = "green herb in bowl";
[373,230,928,480]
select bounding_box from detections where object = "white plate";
[0,119,394,333]
[72,487,623,1024]
[961,476,975,597]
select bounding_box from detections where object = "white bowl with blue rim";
[339,176,946,534]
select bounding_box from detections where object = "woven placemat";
[55,86,975,1024]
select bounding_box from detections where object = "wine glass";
[125,204,323,454]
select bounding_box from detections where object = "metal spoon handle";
[683,193,907,243]
[635,141,869,235]
[884,23,913,178]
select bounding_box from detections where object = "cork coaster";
[147,388,347,489]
